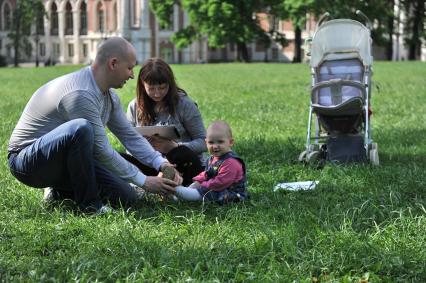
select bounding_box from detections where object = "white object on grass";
[273,181,319,192]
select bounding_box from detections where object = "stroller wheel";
[306,151,320,163]
[369,148,379,166]
[308,144,320,151]
[298,150,308,162]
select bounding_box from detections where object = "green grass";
[1,62,425,282]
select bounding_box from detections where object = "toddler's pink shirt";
[192,156,244,192]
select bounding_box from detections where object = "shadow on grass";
[124,129,426,228]
[5,129,426,235]
[376,127,426,165]
[235,127,426,168]
[235,136,302,166]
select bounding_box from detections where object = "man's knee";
[70,119,94,144]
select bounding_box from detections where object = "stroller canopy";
[310,19,372,68]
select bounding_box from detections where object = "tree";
[276,0,315,63]
[382,0,396,60]
[305,0,395,60]
[149,0,287,62]
[8,0,45,67]
[401,0,425,60]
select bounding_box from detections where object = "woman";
[124,58,206,186]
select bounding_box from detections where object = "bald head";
[95,37,136,65]
[91,37,137,92]
[207,120,233,139]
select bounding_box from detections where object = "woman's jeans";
[8,119,137,210]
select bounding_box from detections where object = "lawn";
[0,62,425,282]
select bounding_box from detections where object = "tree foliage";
[314,0,393,41]
[282,0,396,61]
[8,0,45,67]
[149,0,425,62]
[149,0,287,62]
[311,0,424,60]
[275,0,315,62]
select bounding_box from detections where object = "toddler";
[174,120,249,204]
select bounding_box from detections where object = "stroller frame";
[300,11,379,165]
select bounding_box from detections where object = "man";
[7,37,181,213]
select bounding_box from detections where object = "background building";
[0,0,207,65]
[0,0,307,65]
[0,0,424,65]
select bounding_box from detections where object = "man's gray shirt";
[8,66,166,185]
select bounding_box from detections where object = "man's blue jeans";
[8,119,137,210]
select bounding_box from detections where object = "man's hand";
[160,163,183,185]
[142,176,177,195]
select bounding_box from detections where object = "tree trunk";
[13,8,21,67]
[408,0,424,60]
[293,26,302,63]
[386,0,395,60]
[237,42,250,62]
[264,46,269,62]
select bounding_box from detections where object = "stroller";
[299,11,379,165]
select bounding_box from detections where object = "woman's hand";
[147,135,178,154]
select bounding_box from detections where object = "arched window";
[80,1,87,35]
[160,41,174,63]
[3,2,12,30]
[97,2,104,32]
[65,1,73,35]
[36,11,44,35]
[50,2,59,35]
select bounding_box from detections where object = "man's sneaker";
[43,187,75,209]
[82,204,113,215]
[130,183,146,201]
[95,205,113,216]
[43,187,59,205]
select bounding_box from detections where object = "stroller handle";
[356,10,372,30]
[317,11,372,30]
[316,12,330,29]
